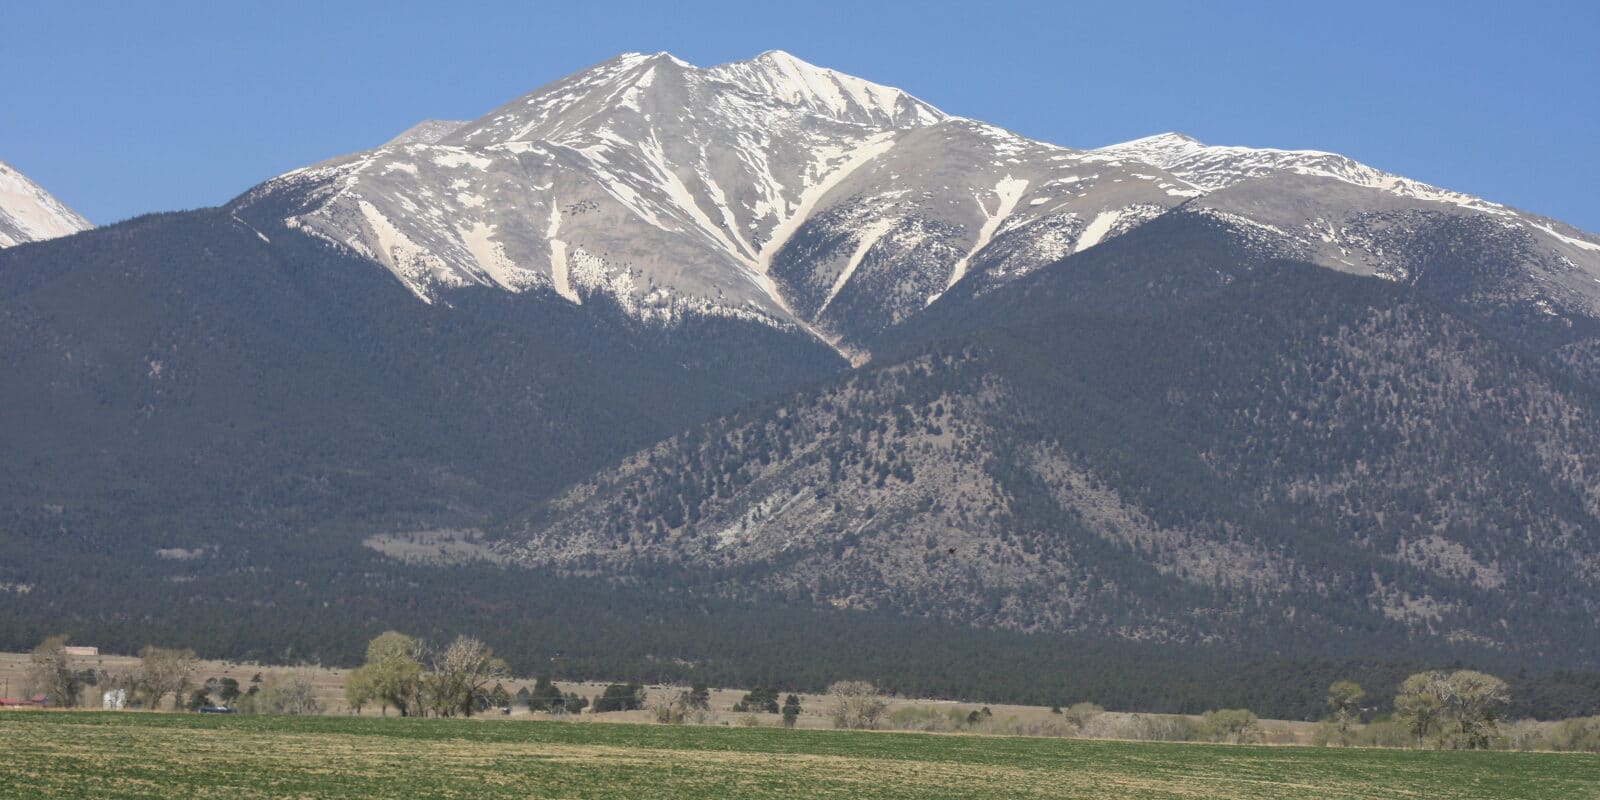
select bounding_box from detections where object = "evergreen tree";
[733,686,780,714]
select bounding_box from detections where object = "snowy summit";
[237,51,1600,359]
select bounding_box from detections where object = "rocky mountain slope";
[0,159,91,247]
[497,212,1600,662]
[237,51,1600,363]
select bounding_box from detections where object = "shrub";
[1200,709,1260,744]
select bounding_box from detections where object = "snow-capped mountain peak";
[239,52,1600,361]
[245,51,960,336]
[1090,131,1206,167]
[707,50,945,128]
[0,159,92,248]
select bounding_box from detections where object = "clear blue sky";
[5,0,1598,232]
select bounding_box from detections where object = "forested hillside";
[502,213,1600,663]
[0,207,844,544]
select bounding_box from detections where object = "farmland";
[3,711,1595,799]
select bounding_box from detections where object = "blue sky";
[5,0,1598,231]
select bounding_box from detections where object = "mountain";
[4,51,1600,701]
[237,52,1600,362]
[0,206,843,560]
[1084,133,1600,344]
[495,211,1600,663]
[0,159,91,247]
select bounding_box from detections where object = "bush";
[1134,714,1203,742]
[986,715,1076,738]
[1063,702,1104,730]
[1549,716,1600,752]
[887,706,966,732]
[1200,709,1260,744]
[1352,719,1412,748]
[653,699,686,725]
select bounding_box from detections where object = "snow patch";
[759,131,899,307]
[358,200,450,302]
[1530,221,1600,253]
[459,221,538,291]
[1075,209,1124,253]
[820,218,895,317]
[546,202,579,303]
[946,176,1029,289]
[431,150,493,170]
[639,132,757,263]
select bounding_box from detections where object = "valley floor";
[0,651,1312,738]
[3,710,1593,799]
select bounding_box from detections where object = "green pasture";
[2,711,1594,799]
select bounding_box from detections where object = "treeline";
[29,631,1600,754]
[18,636,316,715]
[6,541,1600,723]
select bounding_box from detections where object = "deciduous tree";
[137,646,197,711]
[426,636,508,717]
[26,636,82,707]
[360,631,423,717]
[1395,670,1509,749]
[257,674,322,715]
[826,681,886,730]
[1326,680,1365,746]
[344,666,375,714]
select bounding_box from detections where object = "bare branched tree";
[26,636,82,707]
[137,646,197,710]
[426,636,508,717]
[826,681,886,729]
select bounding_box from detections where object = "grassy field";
[3,711,1595,799]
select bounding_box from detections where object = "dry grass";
[0,651,1320,743]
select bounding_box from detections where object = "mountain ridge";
[236,51,1600,364]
